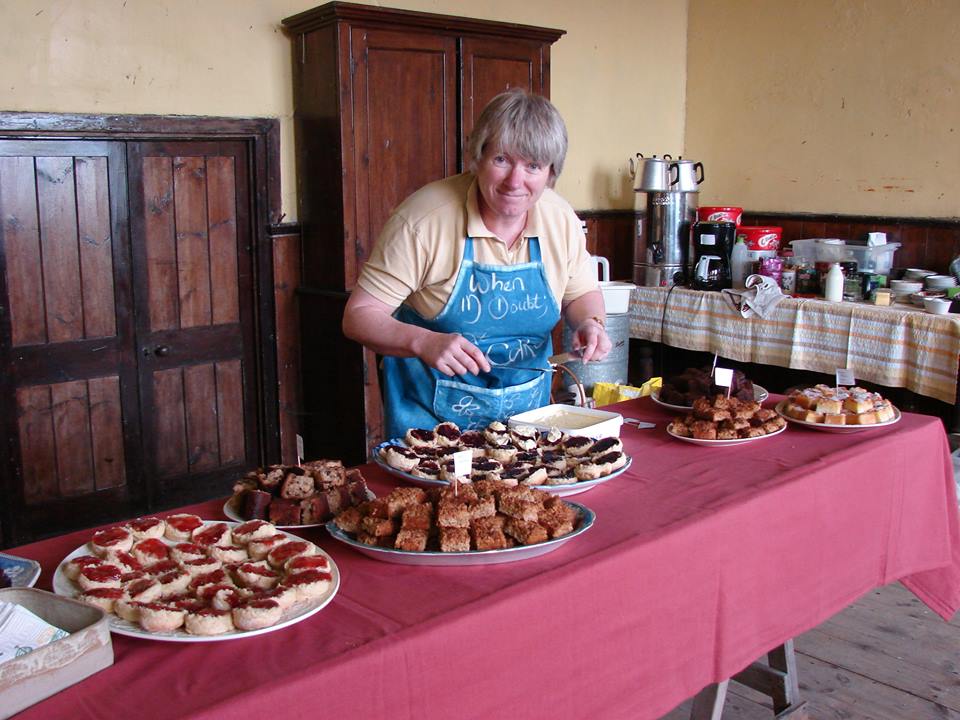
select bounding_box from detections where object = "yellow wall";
[686,0,960,219]
[2,0,688,218]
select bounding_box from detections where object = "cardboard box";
[0,588,113,719]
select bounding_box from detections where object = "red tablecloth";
[8,397,960,720]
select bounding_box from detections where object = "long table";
[629,286,960,405]
[8,397,960,719]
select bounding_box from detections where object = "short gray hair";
[466,89,568,184]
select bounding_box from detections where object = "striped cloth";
[628,286,960,404]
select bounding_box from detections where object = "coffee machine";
[691,221,736,290]
[631,155,703,287]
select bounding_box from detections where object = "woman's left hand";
[572,317,612,362]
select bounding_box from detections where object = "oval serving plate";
[665,422,786,447]
[0,552,42,588]
[774,400,901,433]
[372,440,631,497]
[326,501,595,566]
[53,521,339,643]
[651,384,769,412]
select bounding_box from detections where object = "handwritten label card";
[835,368,855,387]
[452,449,473,480]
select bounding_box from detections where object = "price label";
[835,368,855,387]
[714,367,734,388]
[452,449,473,480]
[296,434,304,467]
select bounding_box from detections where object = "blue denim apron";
[382,237,560,438]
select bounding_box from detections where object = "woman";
[343,89,610,438]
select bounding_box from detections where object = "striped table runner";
[628,286,960,404]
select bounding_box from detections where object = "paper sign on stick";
[452,449,473,495]
[714,367,734,397]
[835,368,855,387]
[296,434,304,467]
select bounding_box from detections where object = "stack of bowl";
[903,268,937,282]
[925,274,957,292]
[889,279,924,303]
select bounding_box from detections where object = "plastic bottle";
[824,262,844,302]
[730,238,749,289]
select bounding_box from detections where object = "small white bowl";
[923,297,953,315]
[925,274,957,288]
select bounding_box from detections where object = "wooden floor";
[661,582,960,720]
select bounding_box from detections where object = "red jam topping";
[121,571,146,583]
[128,517,163,533]
[240,563,278,578]
[197,583,234,600]
[173,543,205,557]
[69,555,102,569]
[190,569,227,589]
[113,551,144,571]
[193,523,228,546]
[134,538,169,560]
[81,564,122,581]
[184,557,217,568]
[286,555,328,571]
[158,570,188,585]
[166,514,202,533]
[125,579,157,596]
[283,569,331,586]
[92,527,130,546]
[234,520,269,535]
[145,560,179,576]
[174,599,207,612]
[85,587,124,598]
[245,599,279,610]
[268,542,309,563]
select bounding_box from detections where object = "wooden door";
[350,26,458,288]
[127,141,259,508]
[460,36,551,162]
[0,140,142,542]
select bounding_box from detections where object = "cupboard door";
[460,37,551,161]
[0,140,142,543]
[349,27,458,289]
[127,141,260,507]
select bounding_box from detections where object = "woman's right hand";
[416,332,492,377]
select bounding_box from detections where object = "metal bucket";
[561,312,630,395]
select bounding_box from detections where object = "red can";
[697,206,743,225]
[736,226,782,252]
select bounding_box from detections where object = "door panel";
[128,141,258,505]
[460,37,547,161]
[350,27,458,288]
[0,139,141,542]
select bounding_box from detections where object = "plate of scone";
[373,421,631,497]
[666,393,787,446]
[53,516,339,642]
[776,385,901,433]
[326,483,595,566]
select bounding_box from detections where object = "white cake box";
[508,404,623,439]
[0,588,114,719]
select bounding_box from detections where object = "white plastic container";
[790,239,901,274]
[509,404,623,439]
[592,256,636,314]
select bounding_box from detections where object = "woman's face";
[475,147,551,225]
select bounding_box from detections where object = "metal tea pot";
[629,153,674,192]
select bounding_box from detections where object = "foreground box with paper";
[0,588,113,719]
[509,404,623,438]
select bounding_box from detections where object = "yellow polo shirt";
[357,173,598,319]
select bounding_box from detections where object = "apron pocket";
[434,374,549,430]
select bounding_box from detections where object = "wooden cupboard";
[282,1,564,464]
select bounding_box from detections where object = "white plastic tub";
[509,404,623,438]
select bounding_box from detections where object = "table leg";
[731,639,806,717]
[689,679,728,720]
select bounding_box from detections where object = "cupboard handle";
[154,345,170,357]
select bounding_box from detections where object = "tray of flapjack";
[53,516,339,642]
[373,420,631,497]
[775,385,900,433]
[326,483,595,566]
[666,393,787,446]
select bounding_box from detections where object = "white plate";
[651,384,769,411]
[325,502,595,566]
[222,490,375,529]
[666,422,786,447]
[0,552,42,588]
[774,400,902,433]
[52,521,339,643]
[372,440,632,497]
